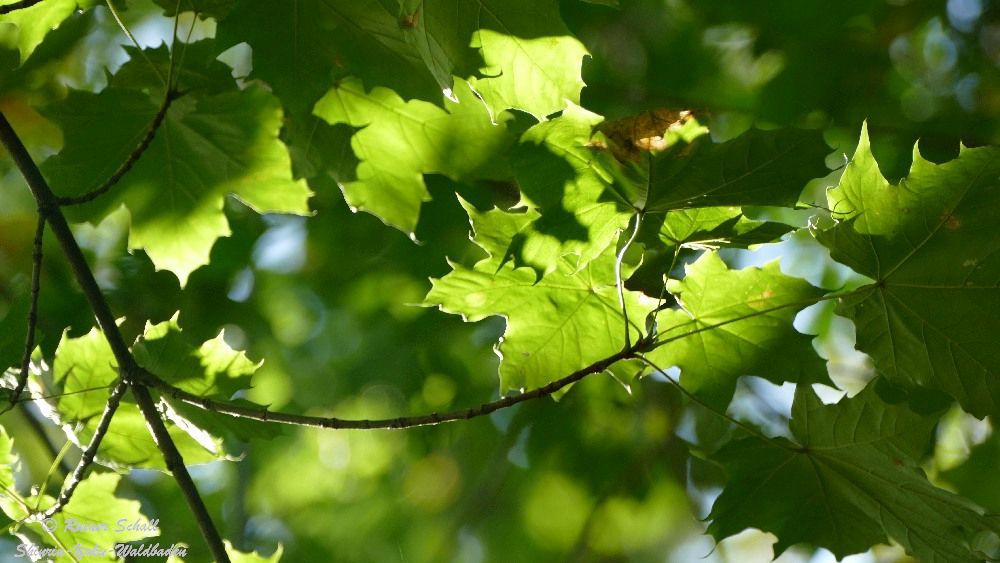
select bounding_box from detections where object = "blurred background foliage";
[0,0,996,561]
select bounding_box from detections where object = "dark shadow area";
[565,0,1000,179]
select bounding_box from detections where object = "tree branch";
[141,345,640,430]
[139,286,853,433]
[0,112,231,563]
[57,90,180,206]
[38,380,128,519]
[10,215,44,405]
[0,0,45,14]
[103,0,167,88]
[131,383,230,562]
[141,287,855,432]
[0,114,132,362]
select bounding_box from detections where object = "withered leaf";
[594,108,694,161]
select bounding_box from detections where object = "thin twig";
[0,112,232,563]
[145,286,858,432]
[37,380,128,518]
[0,114,135,361]
[104,0,167,87]
[57,91,179,206]
[166,0,182,90]
[10,384,116,405]
[616,211,644,348]
[634,354,781,445]
[131,383,230,559]
[173,7,199,82]
[0,0,44,14]
[141,345,641,430]
[10,216,44,404]
[657,244,681,308]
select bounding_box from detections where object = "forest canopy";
[0,0,998,562]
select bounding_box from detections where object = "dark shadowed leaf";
[816,124,1000,418]
[709,385,999,562]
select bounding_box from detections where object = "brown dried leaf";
[595,108,694,161]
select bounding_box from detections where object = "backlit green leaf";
[507,103,632,275]
[313,77,515,233]
[167,541,283,563]
[426,207,655,392]
[49,328,223,469]
[42,42,311,284]
[29,473,159,553]
[134,316,259,399]
[465,1,588,119]
[816,124,1000,417]
[647,251,827,408]
[0,0,77,63]
[0,425,16,493]
[227,541,283,563]
[0,426,16,532]
[653,207,795,248]
[627,207,796,295]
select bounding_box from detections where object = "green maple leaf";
[634,128,830,213]
[41,42,311,284]
[640,206,796,265]
[0,425,16,494]
[942,431,1000,514]
[27,473,159,551]
[226,542,284,563]
[464,0,588,119]
[709,385,1000,562]
[507,103,633,276]
[397,0,484,100]
[627,207,795,295]
[0,431,157,552]
[216,0,586,119]
[426,206,656,392]
[110,42,236,98]
[282,113,358,184]
[313,77,515,234]
[0,426,16,531]
[651,207,795,248]
[597,124,826,297]
[816,124,1000,418]
[49,328,223,470]
[133,316,259,399]
[167,542,284,563]
[0,0,78,64]
[647,251,827,409]
[215,0,441,114]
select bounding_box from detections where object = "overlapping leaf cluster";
[1,1,999,562]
